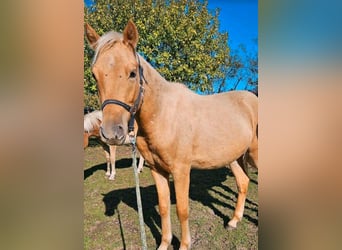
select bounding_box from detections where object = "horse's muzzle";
[100,125,126,145]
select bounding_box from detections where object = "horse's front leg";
[228,160,250,228]
[173,168,191,250]
[151,168,172,250]
[108,145,116,180]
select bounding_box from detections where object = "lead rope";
[129,132,147,250]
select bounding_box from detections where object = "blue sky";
[207,0,257,54]
[207,0,257,91]
[84,0,94,7]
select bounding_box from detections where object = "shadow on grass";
[84,158,143,180]
[102,181,180,249]
[102,168,258,249]
[190,168,258,227]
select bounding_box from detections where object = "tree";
[84,0,231,108]
[215,42,258,95]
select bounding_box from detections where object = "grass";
[84,143,258,250]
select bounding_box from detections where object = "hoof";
[108,176,115,181]
[226,219,238,230]
[226,224,237,231]
[105,172,110,176]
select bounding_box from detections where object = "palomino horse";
[85,20,258,250]
[84,110,144,180]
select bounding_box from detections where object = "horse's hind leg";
[228,160,249,229]
[248,133,258,168]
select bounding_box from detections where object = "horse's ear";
[85,23,100,50]
[123,20,139,48]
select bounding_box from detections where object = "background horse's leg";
[137,153,144,172]
[151,169,172,250]
[83,133,89,149]
[103,146,111,177]
[228,160,249,229]
[108,145,116,180]
[173,168,191,250]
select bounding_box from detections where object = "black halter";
[101,54,145,133]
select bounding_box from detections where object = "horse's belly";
[191,136,250,169]
[191,160,230,169]
[191,150,243,169]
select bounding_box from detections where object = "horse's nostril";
[100,124,125,144]
[113,124,125,141]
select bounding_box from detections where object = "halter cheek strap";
[101,54,145,133]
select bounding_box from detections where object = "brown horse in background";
[85,20,258,250]
[84,110,144,180]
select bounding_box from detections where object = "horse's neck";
[137,57,168,133]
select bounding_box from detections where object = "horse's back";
[194,90,257,126]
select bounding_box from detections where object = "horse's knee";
[158,204,169,217]
[176,206,189,222]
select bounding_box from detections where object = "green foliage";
[84,0,231,101]
[84,91,100,109]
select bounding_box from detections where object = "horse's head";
[85,21,142,145]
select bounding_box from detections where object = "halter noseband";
[101,54,145,133]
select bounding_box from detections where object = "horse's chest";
[150,147,173,171]
[136,137,173,172]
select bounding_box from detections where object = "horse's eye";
[129,71,136,78]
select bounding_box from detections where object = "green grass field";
[84,143,258,250]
